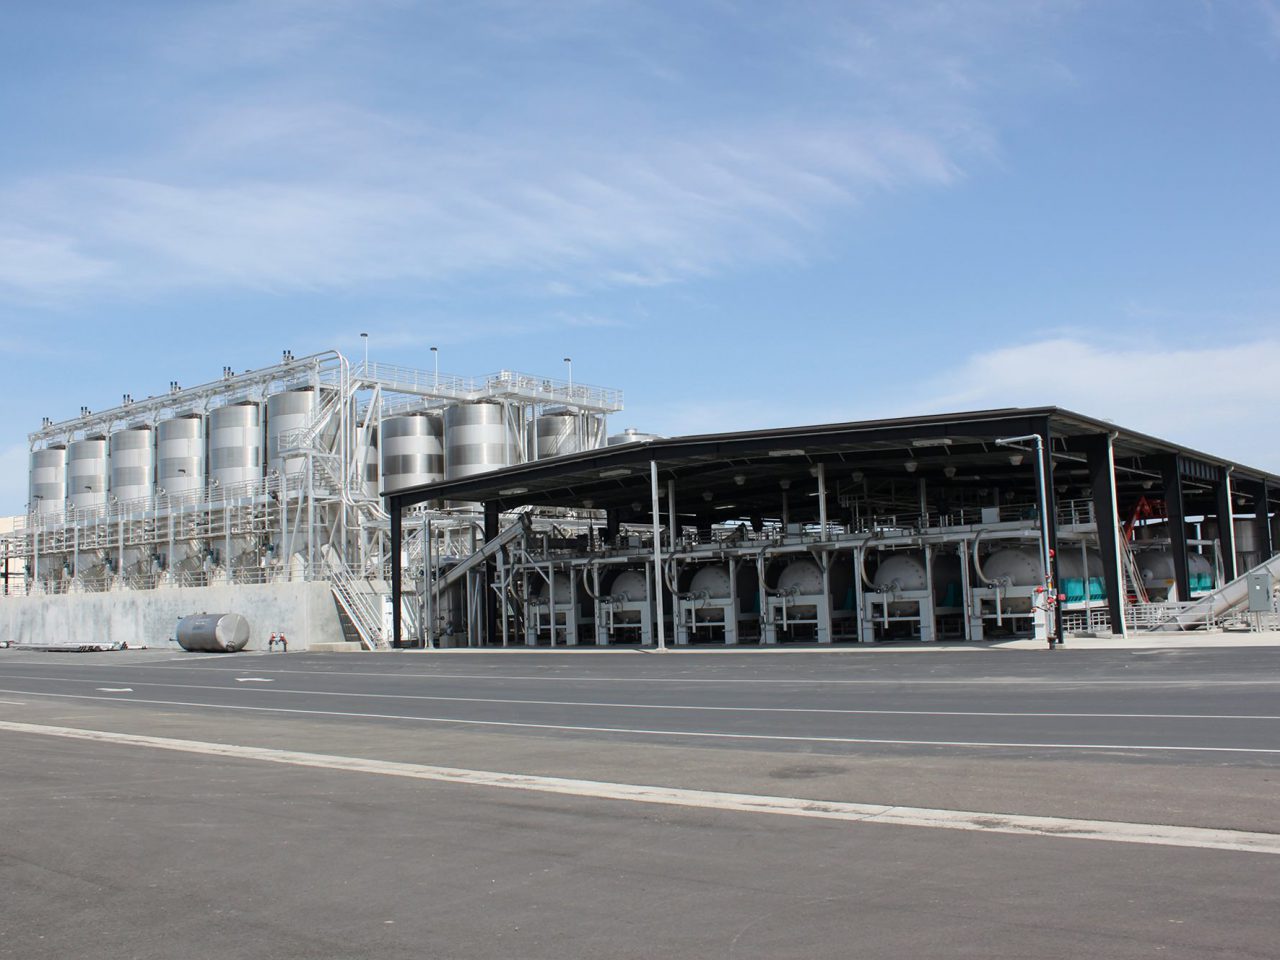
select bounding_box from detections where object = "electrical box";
[1246,571,1273,613]
[981,507,1001,524]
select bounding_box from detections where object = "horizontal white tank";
[686,564,758,621]
[531,572,577,609]
[156,415,205,497]
[1138,549,1214,597]
[608,568,648,601]
[775,557,854,616]
[29,446,66,515]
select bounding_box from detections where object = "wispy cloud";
[0,1,1073,305]
[913,337,1280,470]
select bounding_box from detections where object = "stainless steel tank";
[444,402,518,480]
[109,425,155,504]
[607,427,663,446]
[353,423,379,499]
[66,437,108,510]
[381,412,444,492]
[175,613,251,652]
[208,402,263,490]
[156,414,206,497]
[527,410,580,461]
[527,410,606,460]
[267,388,318,476]
[29,446,67,515]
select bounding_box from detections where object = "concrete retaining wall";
[0,581,347,651]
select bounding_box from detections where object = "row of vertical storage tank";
[29,388,371,512]
[380,404,621,493]
[32,394,616,510]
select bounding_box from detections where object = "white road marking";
[0,718,1276,856]
[3,674,1279,721]
[1,663,1279,686]
[95,687,133,693]
[0,699,26,705]
[1,687,1279,755]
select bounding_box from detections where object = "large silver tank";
[381,412,445,493]
[156,414,206,498]
[29,446,67,515]
[175,613,251,652]
[267,388,318,476]
[208,402,263,490]
[109,425,155,504]
[527,410,605,460]
[66,437,108,510]
[353,423,379,499]
[607,427,663,446]
[444,402,518,480]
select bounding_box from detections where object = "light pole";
[563,357,573,403]
[995,433,1059,646]
[431,346,439,389]
[360,332,369,373]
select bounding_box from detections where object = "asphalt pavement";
[1,646,1277,958]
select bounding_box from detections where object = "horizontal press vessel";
[175,613,251,653]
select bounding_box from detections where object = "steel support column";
[1082,434,1126,634]
[1214,470,1238,582]
[390,497,403,648]
[484,501,500,647]
[1158,456,1192,602]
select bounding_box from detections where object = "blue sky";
[3,0,1280,513]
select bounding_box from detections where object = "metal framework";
[5,349,624,649]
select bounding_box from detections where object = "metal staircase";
[326,558,387,650]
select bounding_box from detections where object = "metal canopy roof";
[387,406,1280,518]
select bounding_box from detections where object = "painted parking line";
[1,719,1277,856]
[2,688,1280,756]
